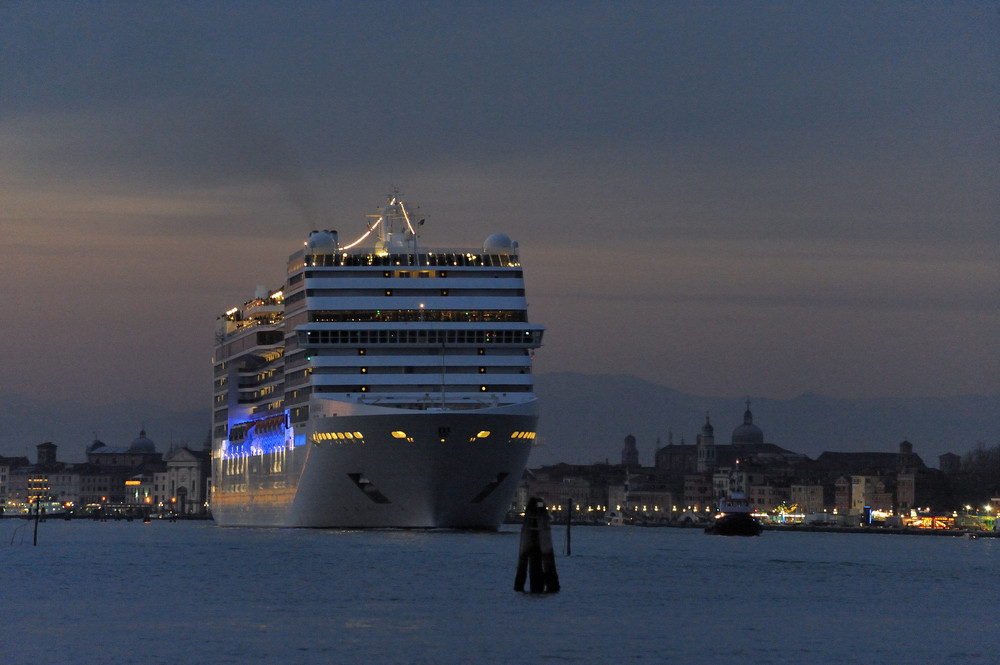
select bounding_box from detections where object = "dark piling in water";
[33,501,40,546]
[514,497,560,593]
[565,498,571,556]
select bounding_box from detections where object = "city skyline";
[2,3,997,416]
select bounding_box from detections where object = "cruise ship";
[211,194,544,527]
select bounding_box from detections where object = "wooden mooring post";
[514,497,560,593]
[33,500,41,546]
[565,498,571,556]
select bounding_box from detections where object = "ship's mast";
[372,190,421,258]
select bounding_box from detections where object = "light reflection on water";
[2,520,996,665]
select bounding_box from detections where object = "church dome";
[128,429,156,453]
[732,402,764,445]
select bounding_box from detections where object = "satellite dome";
[128,429,156,453]
[483,233,515,254]
[307,230,339,252]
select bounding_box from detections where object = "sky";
[2,1,997,418]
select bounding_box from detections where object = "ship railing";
[305,249,521,268]
[354,394,531,410]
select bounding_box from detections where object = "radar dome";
[307,230,339,252]
[483,233,515,254]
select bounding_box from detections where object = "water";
[2,519,997,664]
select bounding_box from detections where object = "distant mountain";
[531,372,1000,469]
[2,374,997,469]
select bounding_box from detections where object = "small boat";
[705,496,763,536]
[705,465,762,536]
[604,509,627,526]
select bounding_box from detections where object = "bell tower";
[696,414,716,472]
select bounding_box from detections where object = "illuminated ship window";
[313,431,366,444]
[480,386,487,391]
[359,349,366,355]
[360,367,368,373]
[391,431,407,439]
[477,431,491,438]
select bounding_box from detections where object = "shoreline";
[762,523,1000,537]
[7,514,998,537]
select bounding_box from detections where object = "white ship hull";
[212,401,535,528]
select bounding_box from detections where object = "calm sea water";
[1,519,997,665]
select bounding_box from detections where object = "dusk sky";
[2,2,997,417]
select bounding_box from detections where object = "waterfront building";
[790,483,826,514]
[518,408,953,521]
[896,473,916,512]
[87,430,161,468]
[608,482,674,521]
[812,441,940,516]
[0,455,29,503]
[6,443,79,509]
[654,432,696,474]
[683,473,713,511]
[596,407,948,518]
[78,463,120,507]
[156,447,211,515]
[834,476,851,514]
[850,475,883,515]
[750,483,790,511]
[520,463,621,515]
[81,431,163,506]
[2,430,209,516]
[654,403,809,511]
[124,472,157,508]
